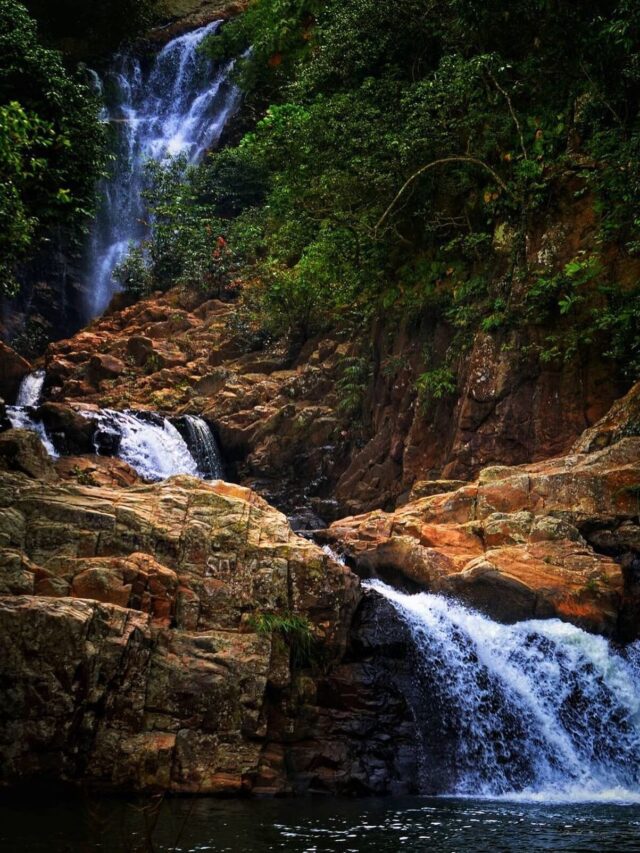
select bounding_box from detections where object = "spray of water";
[6,372,57,457]
[366,579,640,802]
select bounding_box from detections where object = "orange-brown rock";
[0,342,31,403]
[323,435,640,638]
[42,291,354,515]
[39,276,630,519]
[0,469,361,793]
[56,455,140,487]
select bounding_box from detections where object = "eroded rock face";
[0,469,370,793]
[43,292,354,516]
[0,343,30,403]
[39,281,630,520]
[323,435,640,639]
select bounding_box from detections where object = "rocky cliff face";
[38,272,627,523]
[323,412,640,640]
[0,379,638,794]
[0,441,377,794]
[0,196,638,794]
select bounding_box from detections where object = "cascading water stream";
[179,414,224,479]
[82,409,200,481]
[6,374,224,482]
[7,372,57,457]
[15,370,46,407]
[366,579,640,802]
[85,22,242,318]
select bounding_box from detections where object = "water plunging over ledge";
[84,22,242,319]
[7,374,223,482]
[366,579,640,802]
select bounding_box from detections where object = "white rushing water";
[366,579,640,803]
[85,22,242,318]
[83,409,199,480]
[15,370,46,407]
[6,374,224,482]
[181,414,224,479]
[81,410,223,481]
[7,372,58,457]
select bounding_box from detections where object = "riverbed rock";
[323,435,640,638]
[0,471,364,793]
[37,402,96,454]
[55,455,140,488]
[0,428,58,482]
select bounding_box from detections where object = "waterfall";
[82,409,199,481]
[366,579,640,802]
[5,407,58,458]
[84,22,242,319]
[4,380,226,483]
[15,371,45,407]
[179,415,224,479]
[6,372,58,457]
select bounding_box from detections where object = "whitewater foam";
[366,578,640,801]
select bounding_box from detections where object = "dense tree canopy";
[123,0,639,377]
[0,0,106,296]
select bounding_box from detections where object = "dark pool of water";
[1,794,639,852]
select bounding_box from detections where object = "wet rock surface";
[0,464,424,794]
[323,424,640,639]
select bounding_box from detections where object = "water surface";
[1,795,639,852]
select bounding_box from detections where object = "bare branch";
[375,156,515,236]
[487,70,528,160]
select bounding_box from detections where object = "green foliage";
[205,0,320,95]
[527,257,603,321]
[114,245,154,299]
[134,0,640,378]
[336,355,372,417]
[249,611,315,668]
[0,0,105,295]
[0,101,53,295]
[416,367,457,406]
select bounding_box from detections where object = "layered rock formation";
[0,447,369,793]
[1,381,638,795]
[322,385,640,639]
[39,274,628,522]
[42,291,355,517]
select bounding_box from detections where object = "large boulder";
[323,436,640,638]
[0,429,57,482]
[0,472,360,793]
[37,402,96,454]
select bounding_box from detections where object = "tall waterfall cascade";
[85,22,242,318]
[366,579,640,802]
[7,375,223,483]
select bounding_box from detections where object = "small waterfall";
[82,409,199,481]
[179,415,224,479]
[4,376,227,483]
[15,371,45,407]
[6,371,58,457]
[85,23,242,318]
[366,579,640,802]
[5,407,58,458]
